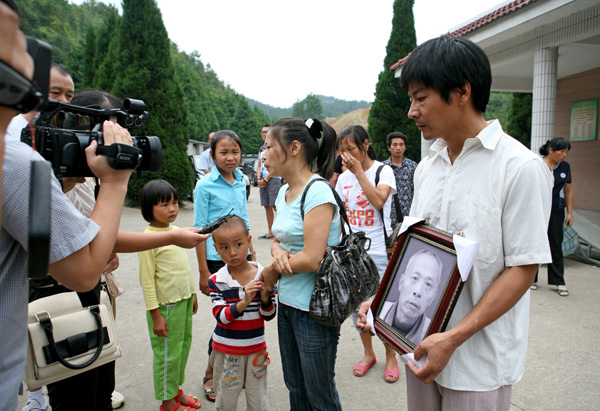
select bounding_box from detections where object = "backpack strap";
[300,177,350,235]
[374,165,390,243]
[376,164,403,226]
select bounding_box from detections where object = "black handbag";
[300,178,380,328]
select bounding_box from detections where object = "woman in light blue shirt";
[260,117,342,411]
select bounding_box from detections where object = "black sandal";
[203,376,216,403]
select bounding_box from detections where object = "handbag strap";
[38,305,105,370]
[300,177,351,235]
[375,165,403,244]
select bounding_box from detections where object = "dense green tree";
[367,0,419,161]
[82,26,97,88]
[16,0,108,71]
[93,6,120,92]
[112,0,193,203]
[506,93,533,148]
[292,94,323,119]
[172,48,221,141]
[484,92,512,129]
[229,93,262,154]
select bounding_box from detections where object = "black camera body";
[0,37,50,113]
[21,99,162,177]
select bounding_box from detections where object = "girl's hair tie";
[305,118,323,141]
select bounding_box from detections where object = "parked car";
[243,159,259,186]
[243,174,251,199]
[189,155,206,185]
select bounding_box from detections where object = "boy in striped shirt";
[208,216,276,410]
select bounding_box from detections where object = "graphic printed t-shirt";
[335,161,396,257]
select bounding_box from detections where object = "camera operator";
[0,6,133,406]
[4,62,74,144]
[0,0,34,232]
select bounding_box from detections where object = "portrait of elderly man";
[379,248,444,345]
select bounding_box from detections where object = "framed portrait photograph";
[372,223,463,355]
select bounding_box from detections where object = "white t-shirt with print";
[336,161,396,257]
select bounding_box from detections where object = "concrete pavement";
[19,185,600,410]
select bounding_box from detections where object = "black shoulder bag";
[300,178,380,328]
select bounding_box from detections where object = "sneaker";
[111,391,125,409]
[22,398,48,411]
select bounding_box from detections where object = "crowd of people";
[0,0,577,410]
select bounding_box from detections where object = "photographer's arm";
[114,228,210,252]
[49,121,132,291]
[0,2,34,230]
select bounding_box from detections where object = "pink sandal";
[353,355,376,377]
[384,359,399,383]
[173,389,201,409]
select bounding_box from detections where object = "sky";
[71,0,508,108]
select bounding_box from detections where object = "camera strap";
[96,143,142,170]
[0,59,44,113]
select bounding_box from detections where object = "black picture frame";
[372,223,463,355]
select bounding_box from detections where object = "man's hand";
[258,179,267,188]
[407,331,458,384]
[85,121,133,184]
[565,213,573,227]
[171,227,211,249]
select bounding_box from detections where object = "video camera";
[21,99,163,177]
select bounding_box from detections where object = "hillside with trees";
[247,94,371,121]
[15,0,270,202]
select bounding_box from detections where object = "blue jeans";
[278,303,342,411]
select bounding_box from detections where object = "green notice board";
[570,99,597,141]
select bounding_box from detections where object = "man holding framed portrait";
[359,35,553,411]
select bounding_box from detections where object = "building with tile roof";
[393,0,600,211]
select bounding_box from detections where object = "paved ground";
[19,186,600,410]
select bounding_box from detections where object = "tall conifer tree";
[94,6,120,91]
[112,0,193,202]
[367,0,419,161]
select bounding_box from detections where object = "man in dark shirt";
[383,132,417,229]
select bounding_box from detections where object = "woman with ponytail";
[335,125,400,383]
[260,117,342,410]
[532,137,573,296]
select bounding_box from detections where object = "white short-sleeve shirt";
[410,120,553,391]
[336,161,396,257]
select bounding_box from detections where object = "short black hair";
[386,132,408,147]
[212,215,249,242]
[71,90,123,110]
[338,125,376,160]
[539,137,571,156]
[51,63,71,79]
[400,35,491,113]
[210,130,243,158]
[140,180,179,223]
